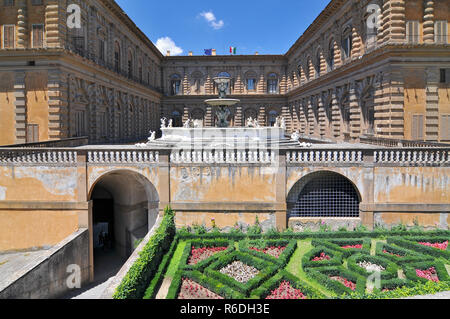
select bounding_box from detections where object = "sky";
[115,0,330,56]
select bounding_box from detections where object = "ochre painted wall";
[0,210,79,251]
[170,166,277,203]
[376,212,441,229]
[26,72,49,141]
[374,167,450,204]
[0,72,16,145]
[0,166,79,201]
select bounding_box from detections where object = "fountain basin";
[204,98,241,107]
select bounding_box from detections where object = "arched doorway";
[89,170,159,281]
[287,171,361,219]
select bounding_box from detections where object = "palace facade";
[0,0,449,146]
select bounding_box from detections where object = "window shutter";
[4,25,14,48]
[435,21,448,43]
[441,115,450,141]
[412,114,424,140]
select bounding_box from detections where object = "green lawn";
[166,240,187,279]
[285,240,337,298]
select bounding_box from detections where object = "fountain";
[137,73,308,149]
[204,75,240,128]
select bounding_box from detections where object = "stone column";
[423,0,435,43]
[14,71,27,144]
[425,68,440,141]
[16,0,28,49]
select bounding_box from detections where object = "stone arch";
[88,169,159,265]
[287,171,361,219]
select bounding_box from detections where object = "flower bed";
[265,281,307,299]
[341,244,363,249]
[188,246,228,265]
[330,276,356,291]
[415,267,440,283]
[312,252,331,261]
[358,261,385,273]
[220,261,260,284]
[383,249,403,258]
[387,236,450,260]
[418,241,448,251]
[178,278,224,299]
[249,246,286,259]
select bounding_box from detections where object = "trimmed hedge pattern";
[404,261,450,283]
[305,266,367,296]
[250,270,325,299]
[137,229,449,299]
[387,237,450,260]
[302,246,343,269]
[347,254,398,280]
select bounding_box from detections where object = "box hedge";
[113,207,176,299]
[305,266,366,296]
[347,253,398,280]
[238,239,297,267]
[302,246,343,269]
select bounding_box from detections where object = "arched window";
[342,25,353,59]
[288,172,360,218]
[267,73,278,94]
[170,74,181,95]
[171,110,182,127]
[245,71,257,92]
[114,41,121,72]
[328,40,335,71]
[138,59,143,82]
[191,71,203,94]
[315,51,322,78]
[268,110,278,126]
[127,50,134,79]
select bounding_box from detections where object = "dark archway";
[89,170,159,281]
[287,171,361,219]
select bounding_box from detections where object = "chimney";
[188,51,193,56]
[212,49,216,56]
[166,50,171,56]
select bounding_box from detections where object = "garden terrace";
[111,216,450,299]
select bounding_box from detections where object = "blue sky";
[115,0,330,56]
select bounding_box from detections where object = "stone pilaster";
[257,67,266,94]
[14,71,27,144]
[387,70,405,138]
[16,0,28,49]
[423,1,435,43]
[425,68,440,141]
[45,0,63,48]
[258,104,266,127]
[373,72,385,138]
[281,104,292,133]
[48,69,69,139]
[234,104,243,127]
[318,94,325,137]
[382,0,406,44]
[349,82,360,140]
[331,90,340,138]
[205,105,213,127]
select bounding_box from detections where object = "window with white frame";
[3,25,15,48]
[32,24,44,48]
[435,20,448,44]
[411,114,424,140]
[342,25,352,59]
[267,73,278,94]
[406,20,420,43]
[441,114,450,141]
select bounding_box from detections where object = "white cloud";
[155,37,183,56]
[199,11,224,30]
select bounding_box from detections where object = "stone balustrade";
[374,149,449,166]
[286,150,364,164]
[0,150,77,164]
[87,151,159,164]
[170,149,276,164]
[0,147,448,167]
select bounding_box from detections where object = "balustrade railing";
[0,147,448,166]
[286,150,364,164]
[170,149,276,164]
[0,149,77,164]
[87,150,159,164]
